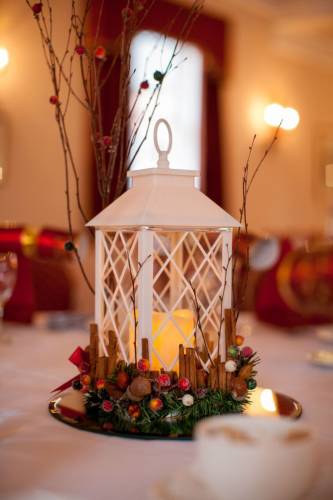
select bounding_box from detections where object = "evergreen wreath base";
[84,388,251,438]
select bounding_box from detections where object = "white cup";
[194,415,318,500]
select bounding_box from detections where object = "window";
[129,31,203,184]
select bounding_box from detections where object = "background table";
[1,315,332,500]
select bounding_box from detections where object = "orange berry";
[236,335,244,346]
[81,374,91,386]
[149,398,163,412]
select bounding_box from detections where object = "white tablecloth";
[1,316,333,500]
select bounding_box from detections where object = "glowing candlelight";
[130,309,194,371]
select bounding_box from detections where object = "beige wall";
[178,0,333,235]
[221,7,333,235]
[0,0,90,231]
[0,0,94,312]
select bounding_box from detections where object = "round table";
[0,315,332,499]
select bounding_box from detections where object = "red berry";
[116,371,130,390]
[32,3,42,15]
[158,373,171,387]
[75,45,86,56]
[178,377,191,391]
[95,46,106,60]
[96,378,105,390]
[102,136,112,146]
[137,358,149,372]
[140,80,149,90]
[128,403,141,419]
[49,95,58,105]
[241,346,253,358]
[101,400,113,413]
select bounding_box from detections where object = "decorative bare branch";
[233,123,281,321]
[217,243,232,359]
[26,0,203,293]
[126,250,151,365]
[188,280,215,368]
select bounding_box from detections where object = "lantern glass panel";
[97,227,232,372]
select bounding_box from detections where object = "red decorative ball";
[158,373,171,387]
[32,3,42,15]
[116,371,130,390]
[75,45,86,56]
[49,95,58,105]
[140,80,149,90]
[137,358,150,372]
[241,346,253,358]
[95,46,106,60]
[101,400,113,413]
[178,377,191,391]
[149,398,163,412]
[96,378,105,390]
[128,403,141,419]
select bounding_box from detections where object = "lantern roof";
[87,119,240,230]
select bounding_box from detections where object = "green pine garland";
[85,387,251,437]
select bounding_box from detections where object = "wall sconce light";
[264,103,300,130]
[0,47,9,71]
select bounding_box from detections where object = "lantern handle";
[154,118,172,169]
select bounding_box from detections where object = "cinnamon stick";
[96,356,108,380]
[218,362,227,390]
[89,323,98,380]
[224,309,236,358]
[197,368,207,388]
[107,330,118,376]
[179,344,185,378]
[208,366,218,390]
[141,338,149,361]
[185,348,191,380]
[188,348,197,389]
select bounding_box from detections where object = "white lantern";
[87,119,240,374]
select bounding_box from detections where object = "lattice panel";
[151,231,226,371]
[98,231,138,363]
[97,229,230,371]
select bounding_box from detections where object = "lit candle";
[130,309,195,371]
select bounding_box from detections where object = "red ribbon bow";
[51,346,89,394]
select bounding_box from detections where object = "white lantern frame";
[87,120,240,373]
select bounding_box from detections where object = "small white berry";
[225,360,237,372]
[182,394,194,406]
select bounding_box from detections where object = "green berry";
[64,241,75,251]
[228,345,239,358]
[247,378,257,390]
[72,379,82,391]
[153,70,164,83]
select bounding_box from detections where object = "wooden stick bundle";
[89,323,98,380]
[107,330,118,376]
[179,344,185,378]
